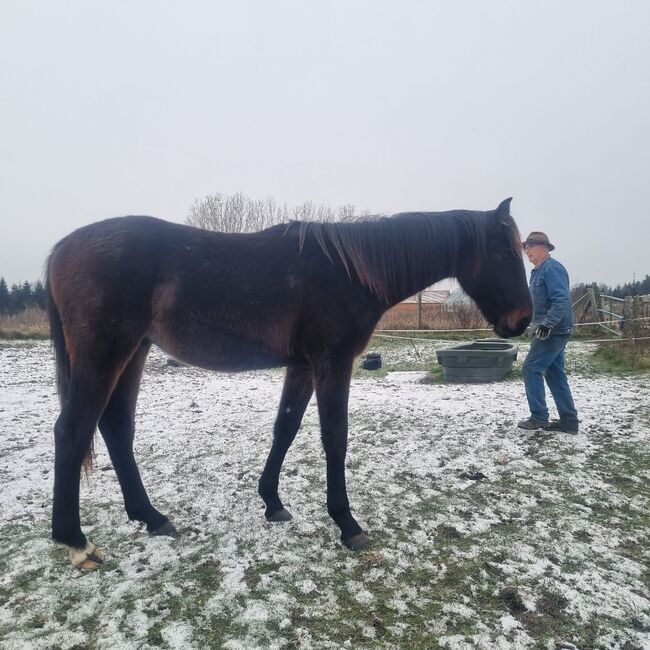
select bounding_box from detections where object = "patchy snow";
[0,340,649,648]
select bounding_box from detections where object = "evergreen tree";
[9,284,21,314]
[22,281,34,308]
[9,282,33,314]
[33,280,46,310]
[640,274,650,295]
[0,278,9,314]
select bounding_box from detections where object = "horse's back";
[48,216,177,315]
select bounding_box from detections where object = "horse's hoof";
[343,532,372,551]
[69,541,105,571]
[266,508,293,522]
[149,520,178,537]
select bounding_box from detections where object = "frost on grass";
[0,340,649,649]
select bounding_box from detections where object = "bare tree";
[187,191,370,233]
[337,203,356,221]
[291,200,316,222]
[187,194,226,231]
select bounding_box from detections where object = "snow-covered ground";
[0,340,648,649]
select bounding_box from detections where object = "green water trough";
[435,338,519,383]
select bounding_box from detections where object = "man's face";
[523,243,549,266]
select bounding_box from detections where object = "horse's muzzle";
[494,308,532,338]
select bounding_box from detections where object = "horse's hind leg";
[52,352,137,569]
[98,341,176,537]
[258,365,313,521]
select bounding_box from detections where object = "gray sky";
[1,1,649,288]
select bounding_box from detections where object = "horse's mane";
[286,210,521,304]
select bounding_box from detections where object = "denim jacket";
[529,257,573,334]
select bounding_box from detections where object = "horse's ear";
[496,197,512,216]
[495,197,513,226]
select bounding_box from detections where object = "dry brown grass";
[1,303,493,339]
[378,304,489,331]
[0,308,49,339]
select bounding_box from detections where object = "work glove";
[535,325,551,341]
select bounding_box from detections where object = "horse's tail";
[46,254,94,473]
[45,259,70,406]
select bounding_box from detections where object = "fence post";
[590,283,602,323]
[632,296,643,338]
[623,296,633,338]
[585,285,601,326]
[417,291,423,330]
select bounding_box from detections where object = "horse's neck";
[382,266,453,309]
[374,213,470,308]
[294,213,477,308]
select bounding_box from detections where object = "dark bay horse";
[46,197,531,569]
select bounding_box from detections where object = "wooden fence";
[573,283,650,338]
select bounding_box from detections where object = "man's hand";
[536,325,551,341]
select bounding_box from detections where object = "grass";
[591,341,650,373]
[361,332,650,384]
[2,341,649,648]
[324,408,649,648]
[0,308,49,339]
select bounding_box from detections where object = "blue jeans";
[522,334,578,424]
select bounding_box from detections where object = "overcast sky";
[1,1,648,288]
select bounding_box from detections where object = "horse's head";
[456,198,532,338]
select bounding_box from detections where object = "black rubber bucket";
[361,352,382,370]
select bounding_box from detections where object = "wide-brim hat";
[522,231,555,251]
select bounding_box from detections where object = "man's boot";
[517,417,549,430]
[544,419,579,433]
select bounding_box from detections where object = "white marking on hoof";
[69,541,105,570]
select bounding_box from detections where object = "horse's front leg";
[314,356,370,550]
[259,365,314,521]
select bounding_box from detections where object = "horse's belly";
[151,331,291,371]
[192,343,290,371]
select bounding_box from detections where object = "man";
[518,232,580,433]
